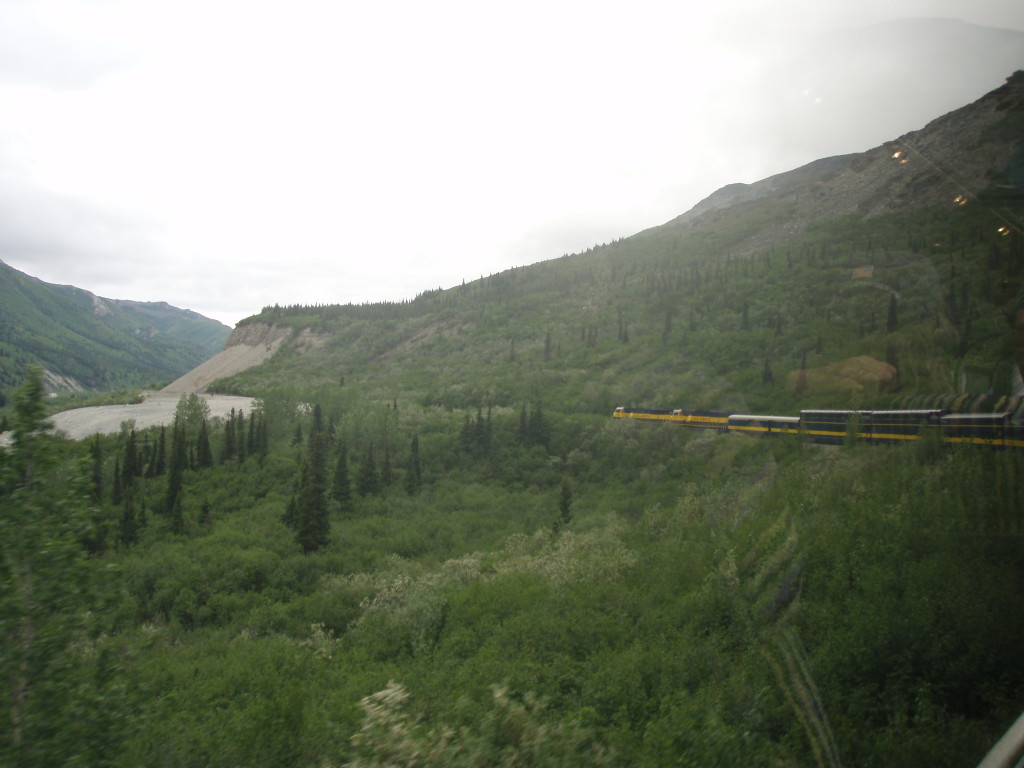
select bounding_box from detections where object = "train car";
[727,414,801,436]
[613,406,679,422]
[670,409,730,430]
[941,412,1014,447]
[616,404,1024,449]
[859,410,944,444]
[612,407,730,429]
[799,410,857,444]
[1005,422,1024,449]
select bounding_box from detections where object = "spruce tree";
[120,486,138,547]
[404,434,422,496]
[196,419,213,469]
[111,457,123,506]
[291,431,330,552]
[332,444,353,513]
[887,293,899,333]
[165,419,187,533]
[153,426,167,477]
[121,430,138,486]
[380,443,393,490]
[222,410,236,463]
[247,412,257,456]
[236,410,247,461]
[309,404,323,442]
[89,436,103,504]
[554,480,573,532]
[356,445,380,496]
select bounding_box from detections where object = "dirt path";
[44,392,258,441]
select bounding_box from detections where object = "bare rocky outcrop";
[161,322,294,393]
[788,355,898,397]
[668,71,1024,256]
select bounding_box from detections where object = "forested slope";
[0,259,230,395]
[212,73,1024,419]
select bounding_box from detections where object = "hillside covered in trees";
[1,74,1023,767]
[0,259,231,396]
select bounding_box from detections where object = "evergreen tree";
[459,413,474,454]
[526,402,551,450]
[0,369,104,763]
[247,412,257,456]
[124,429,140,482]
[405,434,422,495]
[289,430,330,552]
[165,419,187,533]
[309,404,323,442]
[89,436,103,504]
[196,418,213,469]
[554,480,573,532]
[380,442,393,490]
[152,426,166,477]
[357,445,380,497]
[236,410,246,461]
[332,444,353,513]
[257,414,269,458]
[111,457,123,506]
[887,293,899,333]
[222,409,236,463]
[120,486,138,547]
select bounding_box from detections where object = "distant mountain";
[206,72,1024,417]
[0,260,230,394]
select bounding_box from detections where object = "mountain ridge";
[0,259,231,394]
[204,72,1023,417]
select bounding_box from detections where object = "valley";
[1,72,1022,768]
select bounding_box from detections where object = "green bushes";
[8,366,1024,766]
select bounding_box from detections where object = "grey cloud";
[709,19,1024,181]
[0,159,162,287]
[0,2,138,90]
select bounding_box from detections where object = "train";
[612,406,1024,449]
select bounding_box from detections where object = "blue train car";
[859,410,943,443]
[941,412,1013,447]
[799,410,856,444]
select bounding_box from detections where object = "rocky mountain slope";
[667,70,1024,251]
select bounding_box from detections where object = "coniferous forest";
[2,75,1024,766]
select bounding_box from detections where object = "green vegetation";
[2,366,1022,766]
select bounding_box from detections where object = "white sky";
[1,0,1022,327]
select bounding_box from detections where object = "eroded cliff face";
[223,322,295,348]
[161,322,331,393]
[162,323,293,393]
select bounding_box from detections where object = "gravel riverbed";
[41,392,258,441]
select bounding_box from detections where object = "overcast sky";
[1,0,1022,327]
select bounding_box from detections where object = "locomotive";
[612,406,1024,448]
